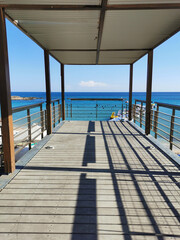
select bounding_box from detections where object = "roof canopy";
[1,0,180,65]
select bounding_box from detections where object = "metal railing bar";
[13,115,28,123]
[15,142,30,155]
[157,116,171,123]
[31,132,44,142]
[172,142,180,149]
[156,132,169,142]
[155,102,180,110]
[172,128,180,135]
[14,136,29,146]
[13,128,28,139]
[51,98,60,103]
[173,122,180,127]
[157,111,172,117]
[12,102,44,113]
[156,127,170,136]
[13,122,28,131]
[170,135,180,142]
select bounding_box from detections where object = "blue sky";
[6,19,180,92]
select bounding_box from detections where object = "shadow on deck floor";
[0,121,179,240]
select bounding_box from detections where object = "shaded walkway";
[0,121,179,240]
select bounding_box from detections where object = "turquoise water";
[11,92,180,108]
[11,92,180,120]
[9,92,180,151]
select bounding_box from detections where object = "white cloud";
[79,81,107,88]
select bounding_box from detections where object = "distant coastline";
[11,96,42,100]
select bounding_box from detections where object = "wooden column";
[44,50,52,135]
[61,64,65,120]
[128,64,133,121]
[0,8,15,174]
[145,50,153,135]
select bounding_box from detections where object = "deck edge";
[129,121,180,166]
[0,121,65,190]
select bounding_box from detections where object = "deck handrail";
[68,98,126,101]
[132,100,180,151]
[155,102,180,110]
[1,99,63,173]
[12,102,45,113]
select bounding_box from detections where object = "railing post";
[0,8,15,173]
[140,102,143,128]
[150,108,153,130]
[66,104,68,118]
[134,100,137,124]
[170,108,175,150]
[129,64,133,121]
[71,103,72,119]
[58,100,61,123]
[27,109,31,150]
[154,105,159,139]
[40,104,44,139]
[96,102,98,120]
[145,50,153,135]
[44,50,52,135]
[61,64,65,120]
[53,102,55,128]
[122,102,124,116]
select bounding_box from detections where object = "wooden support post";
[0,8,15,174]
[61,64,65,120]
[145,50,153,135]
[129,64,133,121]
[44,50,52,135]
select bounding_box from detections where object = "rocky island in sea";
[11,96,42,100]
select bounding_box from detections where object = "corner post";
[61,64,65,120]
[0,8,15,173]
[44,50,52,135]
[128,64,133,121]
[145,50,153,135]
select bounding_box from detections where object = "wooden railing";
[51,99,61,128]
[0,99,62,173]
[12,102,47,156]
[133,99,180,151]
[151,102,180,150]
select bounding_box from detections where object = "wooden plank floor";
[0,121,179,240]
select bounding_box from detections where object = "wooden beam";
[128,64,133,121]
[145,50,153,135]
[1,3,180,10]
[96,0,108,64]
[0,8,15,174]
[61,64,65,121]
[50,48,149,52]
[107,3,180,10]
[2,4,101,11]
[44,50,52,135]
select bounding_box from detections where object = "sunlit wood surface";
[0,121,179,240]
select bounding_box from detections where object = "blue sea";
[11,91,180,108]
[9,92,180,150]
[11,92,180,119]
